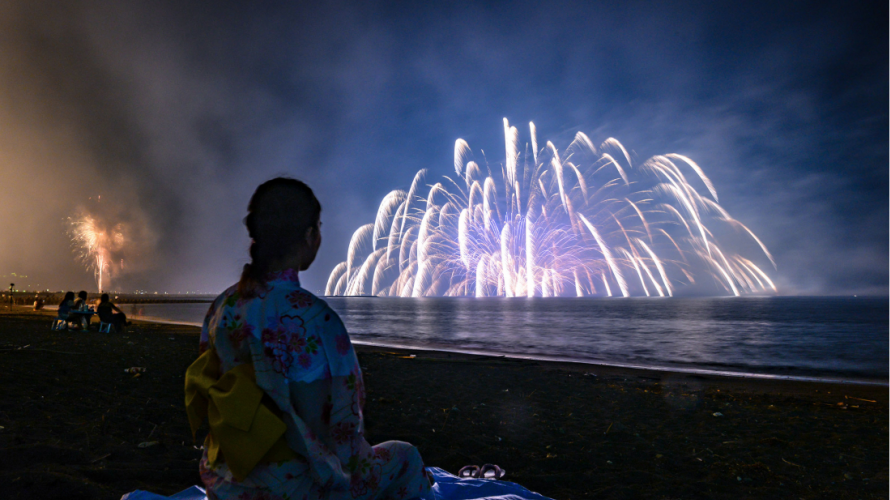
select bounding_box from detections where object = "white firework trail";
[327,119,776,297]
[67,210,124,292]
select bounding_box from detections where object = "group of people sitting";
[57,290,129,332]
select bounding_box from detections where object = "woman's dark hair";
[238,177,321,297]
[100,293,110,303]
[63,291,75,302]
[77,290,87,300]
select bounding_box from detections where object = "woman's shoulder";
[272,286,336,322]
[204,284,239,319]
[271,287,348,340]
[208,282,343,330]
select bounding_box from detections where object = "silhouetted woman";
[72,290,88,311]
[96,293,128,332]
[186,178,432,500]
[71,290,92,329]
[58,291,75,320]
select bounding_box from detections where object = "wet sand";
[0,308,886,499]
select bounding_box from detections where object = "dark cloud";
[0,0,885,295]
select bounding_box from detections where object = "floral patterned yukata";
[198,269,432,500]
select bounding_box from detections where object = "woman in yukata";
[190,178,432,500]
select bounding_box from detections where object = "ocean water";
[127,297,888,383]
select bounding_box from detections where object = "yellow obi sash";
[185,348,298,481]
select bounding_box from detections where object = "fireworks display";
[326,119,776,297]
[67,210,124,292]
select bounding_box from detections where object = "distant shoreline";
[4,292,215,306]
[20,295,889,386]
[45,305,884,388]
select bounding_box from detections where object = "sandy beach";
[0,307,886,499]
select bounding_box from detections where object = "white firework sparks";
[67,211,124,292]
[327,119,776,297]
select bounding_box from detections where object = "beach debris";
[583,372,597,377]
[137,441,159,448]
[845,395,876,403]
[604,422,612,434]
[546,453,557,458]
[606,460,613,465]
[656,454,663,459]
[712,412,724,417]
[125,367,147,374]
[399,354,416,359]
[90,453,112,463]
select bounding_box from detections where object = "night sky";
[0,0,886,296]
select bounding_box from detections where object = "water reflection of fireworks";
[67,211,124,292]
[327,119,776,297]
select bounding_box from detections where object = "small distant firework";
[67,210,124,292]
[326,119,776,297]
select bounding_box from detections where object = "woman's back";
[203,270,352,385]
[199,270,431,499]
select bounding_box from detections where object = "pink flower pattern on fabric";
[335,333,351,356]
[331,421,358,445]
[286,289,315,309]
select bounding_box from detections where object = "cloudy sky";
[0,0,886,296]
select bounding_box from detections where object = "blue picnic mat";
[121,485,206,500]
[427,467,553,500]
[120,467,553,500]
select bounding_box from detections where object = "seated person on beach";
[70,290,93,329]
[186,178,432,500]
[96,293,129,332]
[57,291,75,321]
[72,290,89,310]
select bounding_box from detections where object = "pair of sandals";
[458,464,506,480]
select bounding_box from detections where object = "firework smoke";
[327,119,776,297]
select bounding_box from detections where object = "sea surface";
[127,297,888,384]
